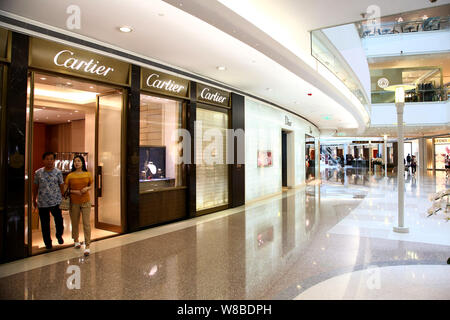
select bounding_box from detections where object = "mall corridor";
[0,169,448,300]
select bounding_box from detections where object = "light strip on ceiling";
[27,87,97,104]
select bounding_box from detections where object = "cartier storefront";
[0,28,245,262]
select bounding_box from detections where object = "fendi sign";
[141,68,189,98]
[196,83,230,108]
[30,37,131,86]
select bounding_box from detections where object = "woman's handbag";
[60,189,71,211]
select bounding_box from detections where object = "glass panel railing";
[311,30,370,109]
[357,16,450,38]
[372,87,448,103]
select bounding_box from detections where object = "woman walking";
[65,155,93,256]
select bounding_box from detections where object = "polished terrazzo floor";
[0,168,449,300]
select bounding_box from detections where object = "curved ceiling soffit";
[163,0,369,132]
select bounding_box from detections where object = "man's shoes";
[45,243,53,250]
[57,236,64,245]
[84,247,90,256]
[74,242,81,249]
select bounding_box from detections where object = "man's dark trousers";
[38,205,64,246]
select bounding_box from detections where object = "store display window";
[434,137,450,170]
[139,94,185,192]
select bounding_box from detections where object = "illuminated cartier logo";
[53,50,114,77]
[200,88,227,103]
[146,73,185,93]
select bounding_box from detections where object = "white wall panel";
[245,98,319,202]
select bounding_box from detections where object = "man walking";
[33,152,65,249]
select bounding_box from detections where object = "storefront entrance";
[24,72,124,255]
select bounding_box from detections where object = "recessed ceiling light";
[67,120,71,122]
[66,82,72,85]
[40,77,47,80]
[89,86,94,89]
[216,66,226,71]
[119,26,133,33]
[74,110,79,113]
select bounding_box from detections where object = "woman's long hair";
[71,155,88,172]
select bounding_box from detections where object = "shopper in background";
[445,154,450,177]
[411,155,417,175]
[65,155,93,256]
[33,152,65,249]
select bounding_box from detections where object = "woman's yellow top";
[65,171,93,204]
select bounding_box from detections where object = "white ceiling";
[0,0,446,132]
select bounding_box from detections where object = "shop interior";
[139,94,184,192]
[305,135,315,181]
[26,73,121,255]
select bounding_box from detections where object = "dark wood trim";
[125,64,141,233]
[196,204,230,217]
[187,82,197,217]
[0,64,8,261]
[196,102,229,114]
[230,92,245,208]
[95,222,122,234]
[2,32,29,262]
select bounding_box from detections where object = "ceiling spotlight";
[66,82,72,85]
[119,26,133,33]
[74,110,79,113]
[89,86,94,89]
[40,77,47,80]
[216,66,226,71]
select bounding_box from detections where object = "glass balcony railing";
[371,87,448,104]
[357,16,450,38]
[311,30,370,110]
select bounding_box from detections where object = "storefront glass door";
[25,72,122,254]
[96,92,124,232]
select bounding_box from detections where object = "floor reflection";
[0,170,449,299]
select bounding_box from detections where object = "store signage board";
[29,37,131,86]
[196,83,230,108]
[141,68,189,99]
[435,138,450,145]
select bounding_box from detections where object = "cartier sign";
[196,83,230,108]
[141,68,189,98]
[53,50,114,76]
[30,37,131,86]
